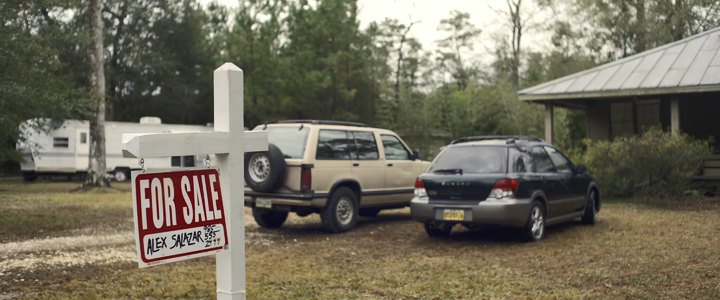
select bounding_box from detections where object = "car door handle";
[353,163,360,167]
[387,163,393,167]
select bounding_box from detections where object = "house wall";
[679,93,720,140]
[582,92,720,141]
[586,102,610,140]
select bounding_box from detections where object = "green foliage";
[2,0,718,173]
[574,129,707,197]
[0,0,91,162]
[573,0,720,58]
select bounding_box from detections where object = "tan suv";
[244,120,430,232]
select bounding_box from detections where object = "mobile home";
[17,117,213,182]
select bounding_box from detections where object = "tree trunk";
[85,0,110,188]
[634,0,647,53]
[507,0,522,87]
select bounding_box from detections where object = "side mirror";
[575,164,587,174]
[412,149,421,160]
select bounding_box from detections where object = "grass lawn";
[1,177,720,299]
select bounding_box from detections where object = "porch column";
[544,104,554,144]
[670,97,680,135]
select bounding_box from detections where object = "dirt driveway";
[1,179,720,299]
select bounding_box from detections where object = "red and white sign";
[132,168,229,268]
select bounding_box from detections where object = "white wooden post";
[544,104,554,144]
[122,62,266,300]
[214,63,246,300]
[670,97,680,135]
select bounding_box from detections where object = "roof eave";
[518,84,720,102]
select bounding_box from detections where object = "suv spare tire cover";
[244,143,287,192]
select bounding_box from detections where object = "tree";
[85,0,110,187]
[100,0,216,125]
[281,0,380,123]
[368,18,424,129]
[507,0,523,87]
[0,1,90,165]
[436,11,481,90]
[574,0,720,58]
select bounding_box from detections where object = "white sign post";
[122,63,266,300]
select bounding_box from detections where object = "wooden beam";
[545,104,554,144]
[518,84,720,102]
[671,97,680,135]
[121,131,267,158]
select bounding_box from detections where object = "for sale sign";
[132,169,229,268]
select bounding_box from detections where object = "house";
[518,27,720,146]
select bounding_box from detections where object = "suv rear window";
[316,130,352,160]
[316,130,380,160]
[263,126,310,159]
[430,146,507,174]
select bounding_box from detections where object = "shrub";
[574,129,707,197]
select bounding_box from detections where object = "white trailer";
[17,117,213,182]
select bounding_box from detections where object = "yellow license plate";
[443,209,465,221]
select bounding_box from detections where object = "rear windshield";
[429,145,507,174]
[259,126,309,159]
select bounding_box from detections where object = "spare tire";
[245,143,287,192]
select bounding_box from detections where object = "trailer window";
[53,137,69,148]
[80,133,87,144]
[183,156,195,167]
[171,156,195,167]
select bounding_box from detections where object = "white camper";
[17,117,213,182]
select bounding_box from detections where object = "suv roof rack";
[276,120,368,127]
[450,135,543,145]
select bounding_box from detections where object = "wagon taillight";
[491,178,519,199]
[301,164,312,192]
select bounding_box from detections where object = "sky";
[204,0,554,66]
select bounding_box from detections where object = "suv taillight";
[491,178,519,199]
[301,165,312,192]
[414,177,427,197]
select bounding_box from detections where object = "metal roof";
[518,26,720,101]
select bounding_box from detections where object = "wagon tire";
[581,189,597,225]
[244,143,286,192]
[424,221,453,237]
[252,208,288,229]
[524,200,546,242]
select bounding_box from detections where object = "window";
[351,131,379,160]
[183,156,195,167]
[381,135,411,160]
[611,102,635,137]
[262,126,310,159]
[636,100,660,133]
[509,147,533,173]
[53,137,69,148]
[316,130,352,160]
[171,156,196,167]
[530,147,556,173]
[544,146,573,174]
[80,133,87,144]
[430,146,507,174]
[171,156,182,167]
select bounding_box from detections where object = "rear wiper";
[432,168,463,175]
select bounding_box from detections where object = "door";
[545,146,587,213]
[380,134,416,204]
[75,129,89,171]
[529,146,567,218]
[349,131,386,205]
[313,130,354,194]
